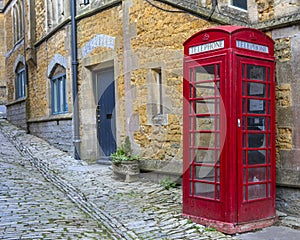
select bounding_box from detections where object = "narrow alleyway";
[0,119,237,239]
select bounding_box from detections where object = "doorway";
[96,67,116,161]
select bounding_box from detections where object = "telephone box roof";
[184,25,274,46]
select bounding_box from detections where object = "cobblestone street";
[0,122,117,239]
[0,119,236,239]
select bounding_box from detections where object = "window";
[46,0,65,31]
[150,68,163,115]
[147,68,168,125]
[15,64,26,99]
[12,0,24,43]
[50,67,68,114]
[232,0,247,10]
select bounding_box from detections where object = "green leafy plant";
[160,176,177,190]
[110,136,138,164]
[204,227,216,232]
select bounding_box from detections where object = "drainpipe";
[70,0,80,159]
[22,0,29,133]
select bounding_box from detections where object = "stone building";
[1,0,300,216]
[0,0,6,105]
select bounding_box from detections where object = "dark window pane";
[248,150,266,164]
[247,65,266,81]
[232,0,248,10]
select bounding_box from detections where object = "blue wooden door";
[96,67,116,160]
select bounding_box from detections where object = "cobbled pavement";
[0,120,236,240]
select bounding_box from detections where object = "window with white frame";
[12,0,24,44]
[46,0,65,30]
[231,0,247,10]
[15,63,26,99]
[50,65,68,114]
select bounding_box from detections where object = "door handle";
[238,118,241,128]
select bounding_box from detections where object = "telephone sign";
[182,26,276,234]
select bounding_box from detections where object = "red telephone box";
[182,26,276,234]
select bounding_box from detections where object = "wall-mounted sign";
[236,40,269,53]
[189,40,224,55]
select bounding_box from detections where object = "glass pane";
[21,71,25,97]
[267,135,271,147]
[194,182,215,198]
[195,116,216,131]
[232,0,247,10]
[216,65,220,79]
[242,81,247,96]
[194,99,215,114]
[248,184,266,200]
[248,150,266,164]
[248,82,265,97]
[242,98,247,113]
[248,117,265,130]
[194,132,215,147]
[243,134,247,147]
[248,133,265,148]
[248,167,266,182]
[195,166,215,181]
[247,65,266,81]
[267,101,271,114]
[248,99,265,113]
[189,149,194,163]
[195,65,215,81]
[216,185,220,199]
[59,79,64,112]
[268,150,271,163]
[216,167,220,182]
[243,151,247,165]
[194,82,215,97]
[194,149,219,163]
[52,81,58,113]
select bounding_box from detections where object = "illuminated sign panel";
[189,40,224,55]
[236,40,269,53]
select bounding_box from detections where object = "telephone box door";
[236,57,276,223]
[183,55,227,221]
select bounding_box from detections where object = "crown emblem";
[202,33,210,41]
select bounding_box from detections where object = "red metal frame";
[183,26,276,233]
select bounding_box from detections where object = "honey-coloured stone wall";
[0,13,6,104]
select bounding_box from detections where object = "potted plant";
[110,136,140,182]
